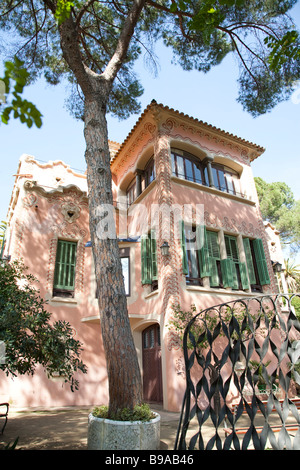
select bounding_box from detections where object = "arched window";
[211,164,242,196]
[126,177,136,206]
[171,148,243,197]
[171,149,207,186]
[142,157,155,190]
[126,157,155,205]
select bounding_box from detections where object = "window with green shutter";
[220,258,235,289]
[198,225,210,278]
[223,235,249,290]
[242,237,270,291]
[53,240,77,297]
[150,229,158,282]
[243,238,256,285]
[185,225,202,286]
[206,230,222,287]
[141,234,151,285]
[180,220,188,275]
[252,238,270,287]
[225,235,239,263]
[180,222,204,283]
[239,262,250,290]
[141,231,158,290]
[223,235,240,289]
[182,224,203,286]
[180,224,223,288]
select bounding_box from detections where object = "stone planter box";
[87,412,161,450]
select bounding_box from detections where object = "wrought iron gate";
[174,294,300,450]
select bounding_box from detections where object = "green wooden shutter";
[180,221,188,275]
[239,261,250,290]
[223,235,239,289]
[231,260,239,289]
[54,241,62,288]
[225,235,239,263]
[54,240,77,290]
[243,238,256,284]
[206,230,220,286]
[207,231,220,259]
[209,258,220,287]
[252,238,270,285]
[150,229,158,281]
[221,258,239,289]
[198,225,211,277]
[141,234,151,284]
[221,258,234,288]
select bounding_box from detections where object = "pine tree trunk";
[84,97,142,416]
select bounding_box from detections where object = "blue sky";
[1,3,300,260]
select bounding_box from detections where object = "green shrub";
[92,403,156,422]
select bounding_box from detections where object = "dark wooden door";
[142,324,163,403]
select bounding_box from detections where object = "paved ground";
[2,404,296,451]
[0,405,188,450]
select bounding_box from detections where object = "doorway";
[142,324,163,403]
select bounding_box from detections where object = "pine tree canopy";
[1,0,300,120]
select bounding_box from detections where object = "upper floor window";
[127,179,136,206]
[211,164,242,196]
[126,157,155,206]
[171,149,206,186]
[171,148,243,198]
[142,158,155,190]
[53,240,77,298]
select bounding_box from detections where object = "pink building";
[0,101,277,411]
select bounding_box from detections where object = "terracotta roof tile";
[111,100,265,163]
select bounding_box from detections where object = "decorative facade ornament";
[21,184,88,295]
[61,201,81,224]
[167,331,182,351]
[204,211,261,237]
[50,221,87,239]
[22,192,38,208]
[24,180,37,190]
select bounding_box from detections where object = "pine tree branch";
[58,14,96,99]
[102,0,147,84]
[76,0,98,26]
[0,0,24,18]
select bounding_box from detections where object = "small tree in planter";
[88,403,160,450]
